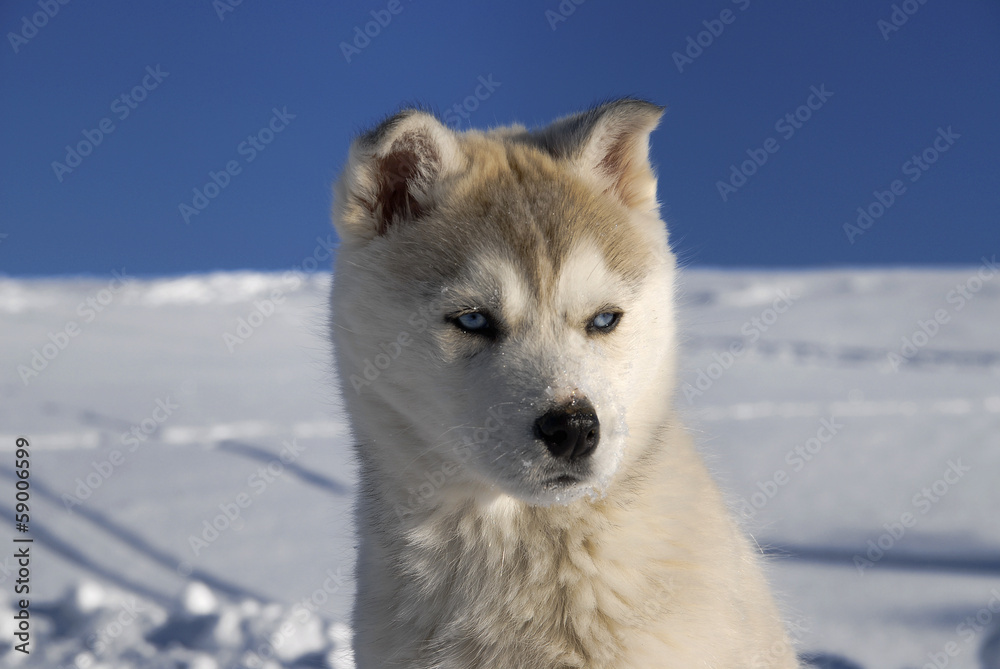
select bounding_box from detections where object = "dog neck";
[352,425,688,666]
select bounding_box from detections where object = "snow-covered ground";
[1,267,998,668]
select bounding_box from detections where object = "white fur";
[330,100,801,668]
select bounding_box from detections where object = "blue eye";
[454,311,493,335]
[589,311,621,333]
[457,312,487,330]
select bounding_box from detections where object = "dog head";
[332,99,677,507]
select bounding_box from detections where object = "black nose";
[534,399,600,461]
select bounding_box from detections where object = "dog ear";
[533,98,665,212]
[333,109,462,242]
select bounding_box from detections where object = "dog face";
[332,100,677,506]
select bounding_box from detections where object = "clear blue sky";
[1,0,998,276]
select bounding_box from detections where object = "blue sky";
[1,0,998,276]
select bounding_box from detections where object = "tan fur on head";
[330,99,801,668]
[334,99,663,244]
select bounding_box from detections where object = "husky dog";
[330,99,800,668]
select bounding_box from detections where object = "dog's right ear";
[333,110,462,243]
[531,98,664,213]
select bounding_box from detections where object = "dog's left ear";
[333,109,463,243]
[533,98,665,212]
